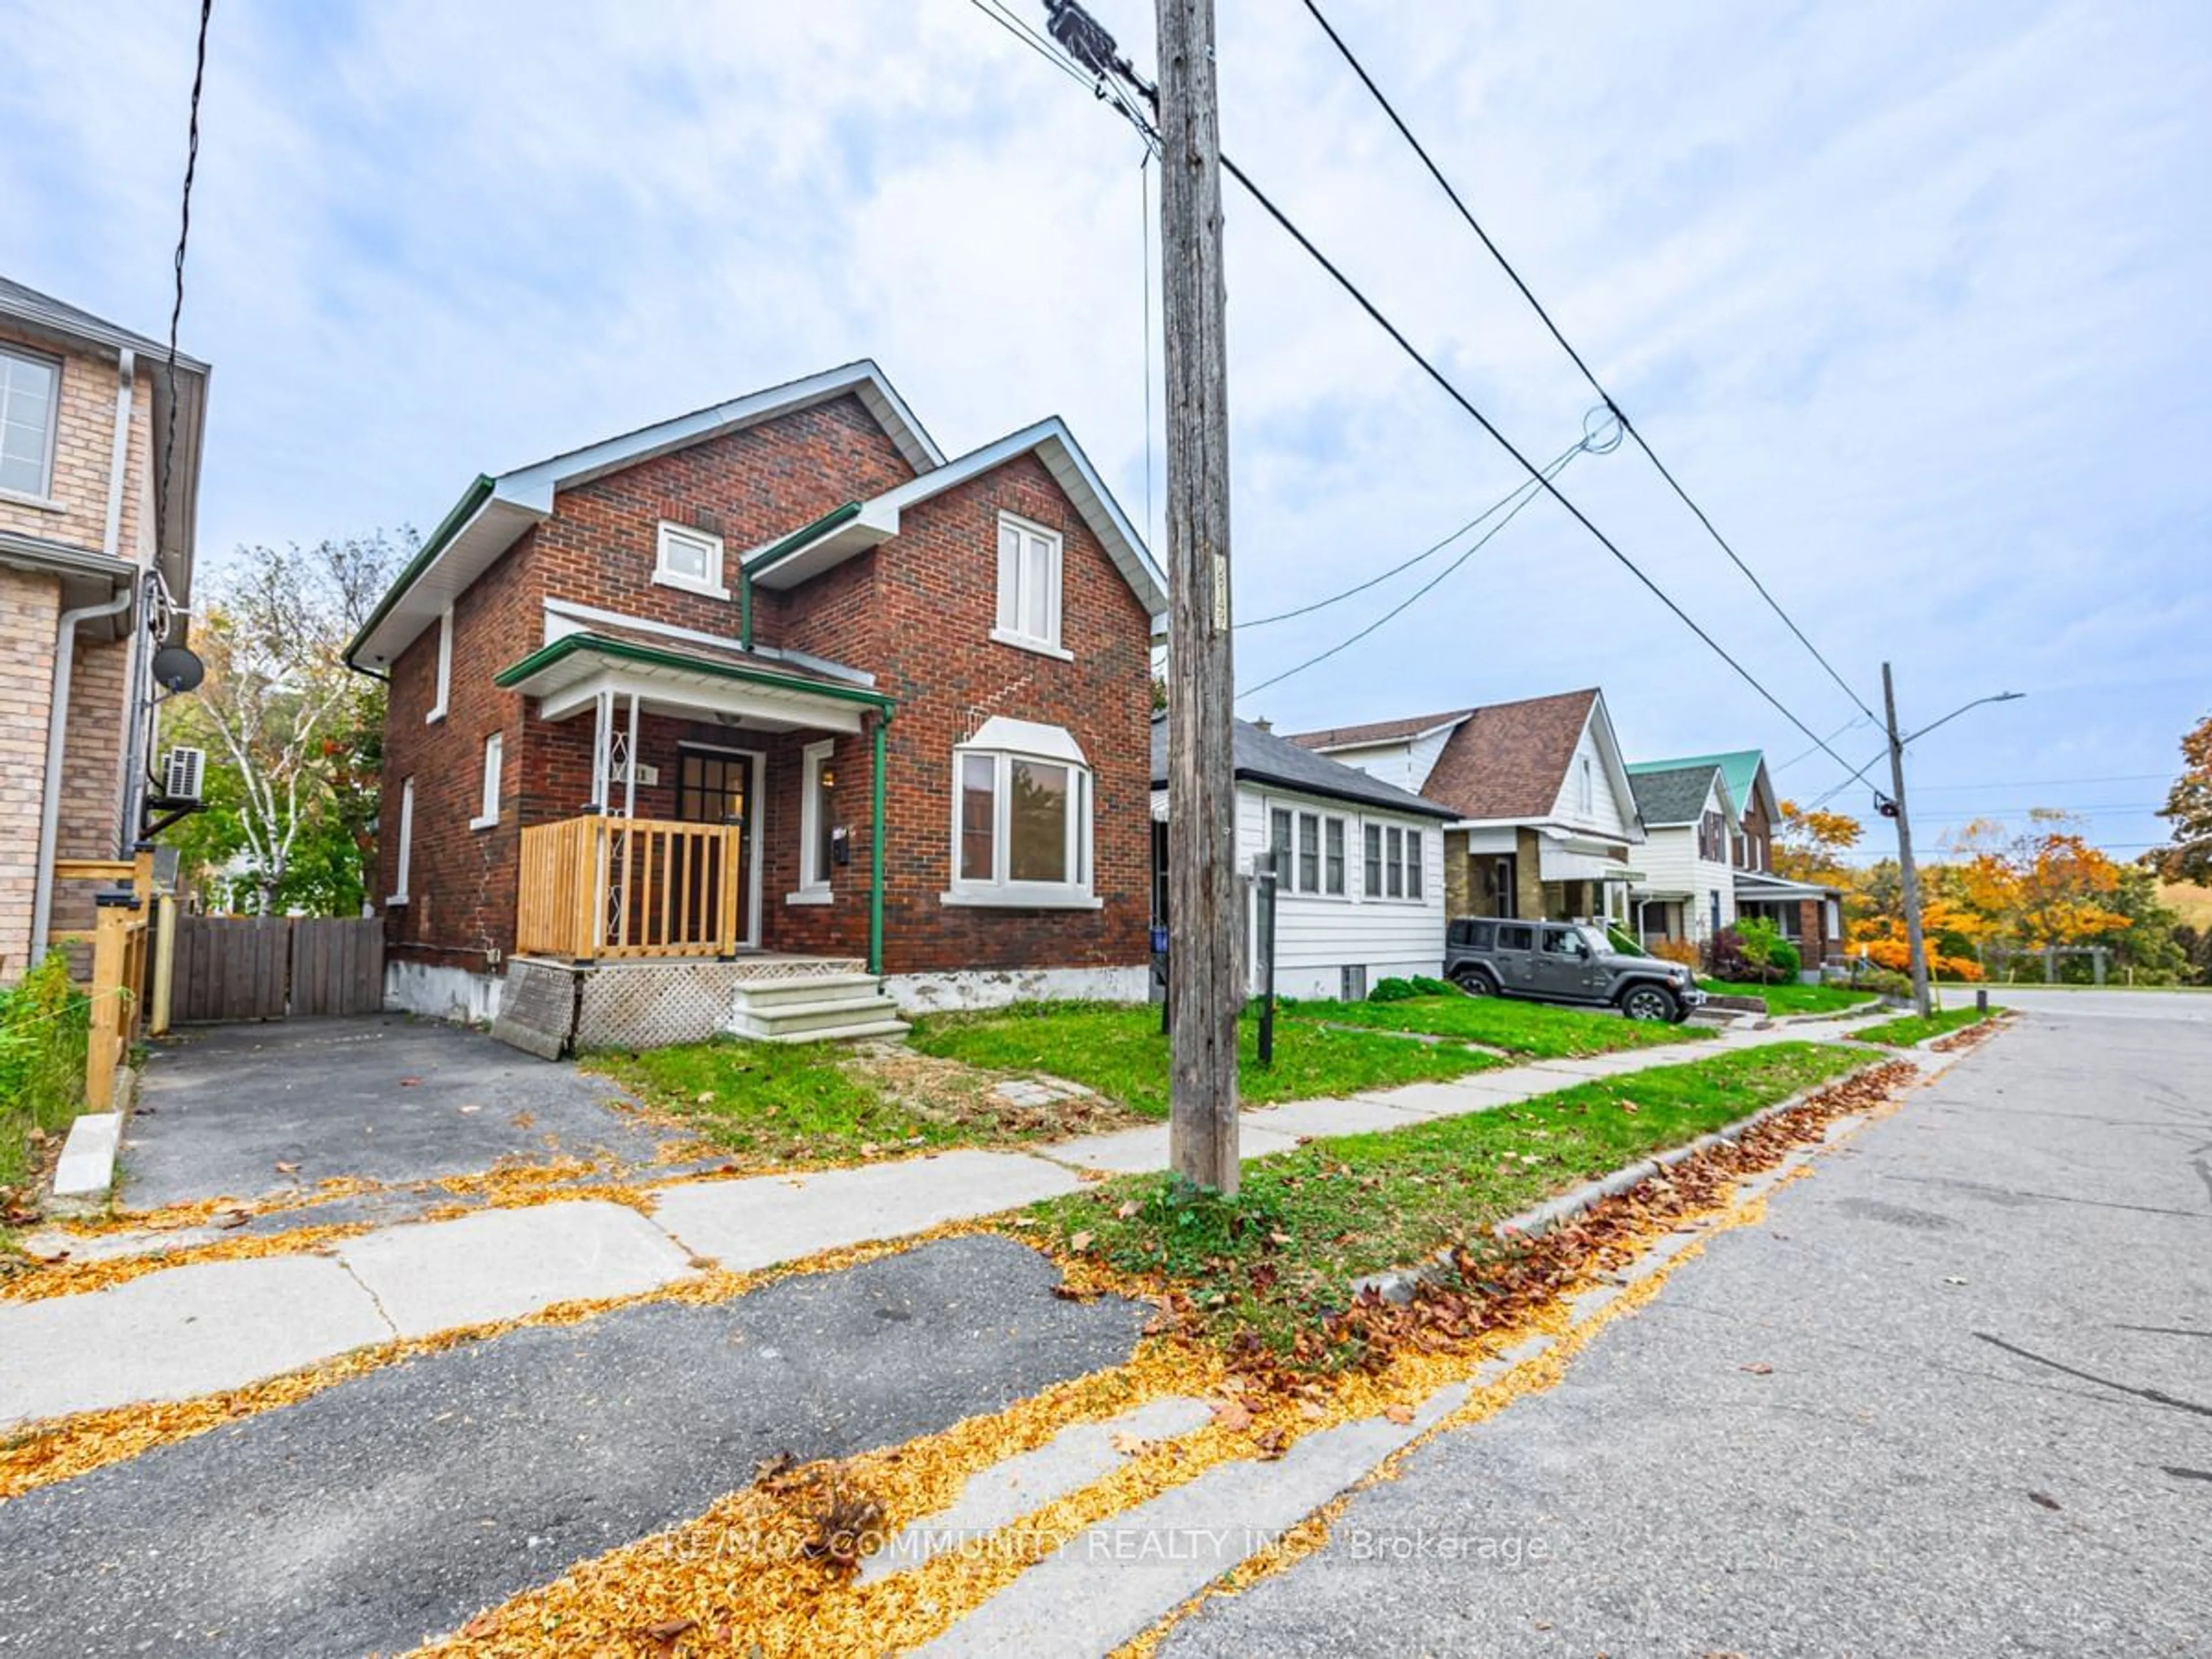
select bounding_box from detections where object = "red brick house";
[346,362,1165,1046]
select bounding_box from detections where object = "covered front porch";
[1735,870,1844,969]
[496,627,896,976]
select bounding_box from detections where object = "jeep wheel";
[1453,967,1498,997]
[1620,983,1679,1023]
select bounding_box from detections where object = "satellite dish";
[152,645,205,694]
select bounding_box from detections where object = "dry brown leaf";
[273,1161,298,1175]
[1110,1430,1155,1456]
[645,1616,698,1642]
[461,1611,501,1638]
[1384,1403,1414,1426]
[1069,1230,1094,1253]
[1740,1361,1774,1376]
[1116,1200,1141,1219]
[1209,1396,1253,1433]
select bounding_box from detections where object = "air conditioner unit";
[162,747,206,802]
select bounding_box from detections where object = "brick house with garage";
[346,362,1165,1047]
[0,276,208,981]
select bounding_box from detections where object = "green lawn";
[906,1001,1505,1120]
[590,1040,963,1162]
[1698,979,1878,1016]
[1302,993,1713,1059]
[1854,1007,1997,1047]
[1024,1041,1870,1360]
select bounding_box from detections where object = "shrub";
[0,950,90,1191]
[1649,937,1700,969]
[1368,977,1419,1003]
[1703,926,1760,982]
[1770,940,1802,979]
[1847,966,1914,1000]
[1408,975,1458,998]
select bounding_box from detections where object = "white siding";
[1549,717,1635,842]
[1630,778,1738,941]
[1235,784,1446,999]
[1311,726,1456,795]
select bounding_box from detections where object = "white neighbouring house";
[1149,716,1456,1000]
[1622,759,1740,947]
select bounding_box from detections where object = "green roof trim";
[343,472,495,668]
[745,499,864,574]
[493,631,895,710]
[1627,749,1767,815]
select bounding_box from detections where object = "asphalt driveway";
[123,1016,672,1221]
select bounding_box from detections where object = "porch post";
[869,711,889,979]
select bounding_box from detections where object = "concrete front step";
[727,975,910,1043]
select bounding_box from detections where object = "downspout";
[868,711,889,979]
[31,350,139,959]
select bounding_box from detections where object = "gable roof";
[1290,709,1476,753]
[1,274,211,602]
[1150,718,1456,819]
[1406,687,1604,821]
[1626,762,1731,828]
[1628,749,1775,820]
[347,359,943,671]
[743,416,1167,619]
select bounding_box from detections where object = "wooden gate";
[172,914,385,1023]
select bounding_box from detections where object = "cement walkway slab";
[334,1200,699,1338]
[0,1255,391,1424]
[648,1149,1084,1270]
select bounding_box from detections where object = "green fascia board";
[745,499,864,574]
[493,631,895,710]
[343,472,496,667]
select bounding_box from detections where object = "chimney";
[1253,715,1273,733]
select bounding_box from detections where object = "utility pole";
[1156,0,1240,1194]
[1881,661,1933,1018]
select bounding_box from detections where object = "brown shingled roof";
[1289,709,1476,751]
[1423,688,1600,820]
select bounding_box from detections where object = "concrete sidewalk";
[0,1020,1869,1427]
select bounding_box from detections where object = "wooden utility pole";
[1881,661,1934,1018]
[1157,0,1240,1194]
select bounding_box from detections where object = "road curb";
[1351,1056,1896,1305]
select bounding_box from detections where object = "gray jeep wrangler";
[1444,918,1703,1023]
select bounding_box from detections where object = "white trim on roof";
[742,416,1168,619]
[350,361,940,669]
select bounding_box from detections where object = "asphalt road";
[0,1236,1149,1658]
[1164,1002,2212,1657]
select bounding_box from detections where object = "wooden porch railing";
[516,815,745,961]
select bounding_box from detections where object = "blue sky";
[6,0,2207,864]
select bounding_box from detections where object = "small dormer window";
[655,521,728,599]
[993,512,1067,658]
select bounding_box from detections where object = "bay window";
[948,724,1095,907]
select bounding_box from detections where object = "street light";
[1880,674,2027,1018]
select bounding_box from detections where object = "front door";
[676,749,753,948]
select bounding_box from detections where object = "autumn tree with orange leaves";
[2153,714,2212,887]
[1775,800,1862,887]
[1952,813,2134,953]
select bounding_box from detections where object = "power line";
[1907,773,2175,793]
[1237,432,1588,631]
[1297,0,1880,727]
[1214,150,1868,779]
[1774,715,1875,772]
[974,2,1864,783]
[157,0,214,581]
[1238,450,1571,702]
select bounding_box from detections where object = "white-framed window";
[992,512,1066,658]
[654,521,728,599]
[1269,804,1350,896]
[391,777,415,903]
[1361,820,1423,901]
[794,738,836,900]
[948,738,1094,908]
[470,732,502,830]
[0,346,60,502]
[426,607,452,723]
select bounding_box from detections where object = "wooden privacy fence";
[53,854,158,1111]
[517,815,745,961]
[170,914,385,1024]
